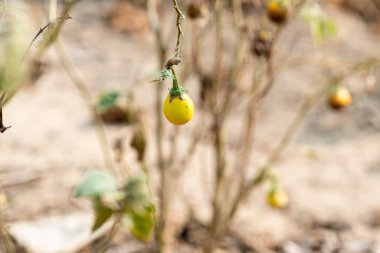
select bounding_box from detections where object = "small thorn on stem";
[0,125,11,133]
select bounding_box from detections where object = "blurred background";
[1,0,380,252]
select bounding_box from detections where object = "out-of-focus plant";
[0,0,74,134]
[0,2,30,133]
[75,171,155,243]
[166,0,378,252]
[300,3,337,46]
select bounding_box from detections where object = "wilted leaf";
[92,198,113,231]
[122,205,154,241]
[75,171,117,198]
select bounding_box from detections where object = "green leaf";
[118,174,155,241]
[74,171,117,198]
[92,198,113,231]
[96,91,120,111]
[122,205,154,241]
[122,174,152,210]
[161,68,173,80]
[149,68,173,83]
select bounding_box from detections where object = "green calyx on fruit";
[168,66,187,101]
[277,0,289,7]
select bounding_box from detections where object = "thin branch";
[212,0,224,90]
[147,0,170,252]
[0,215,15,253]
[0,93,10,134]
[227,59,377,218]
[266,87,325,165]
[94,216,121,253]
[55,39,115,175]
[223,85,325,226]
[172,0,185,58]
[21,14,72,63]
[172,121,207,177]
[218,0,247,123]
[258,0,307,99]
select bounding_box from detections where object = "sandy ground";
[1,0,380,252]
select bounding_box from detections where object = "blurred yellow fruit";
[267,0,288,24]
[329,86,352,110]
[267,189,289,208]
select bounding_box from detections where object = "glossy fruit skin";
[163,93,194,125]
[329,86,352,110]
[267,189,288,208]
[267,0,288,24]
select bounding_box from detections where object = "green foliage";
[74,171,117,198]
[75,172,154,240]
[150,68,174,83]
[92,197,113,231]
[0,3,30,104]
[300,4,337,46]
[122,205,155,241]
[122,174,152,210]
[96,90,121,111]
[120,174,154,241]
[275,0,290,7]
[161,68,173,80]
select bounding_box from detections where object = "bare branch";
[21,14,72,63]
[0,93,10,134]
[55,39,115,175]
[172,0,185,58]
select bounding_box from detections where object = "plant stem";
[94,215,121,253]
[22,2,74,63]
[172,0,185,58]
[227,82,331,222]
[204,1,227,252]
[1,0,7,25]
[169,67,179,90]
[55,39,115,176]
[0,213,15,253]
[0,93,10,134]
[212,0,224,91]
[147,0,169,252]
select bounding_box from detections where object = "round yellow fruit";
[329,86,352,110]
[267,189,289,208]
[267,0,288,24]
[163,93,194,125]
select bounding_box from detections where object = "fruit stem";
[169,66,180,89]
[168,66,185,99]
